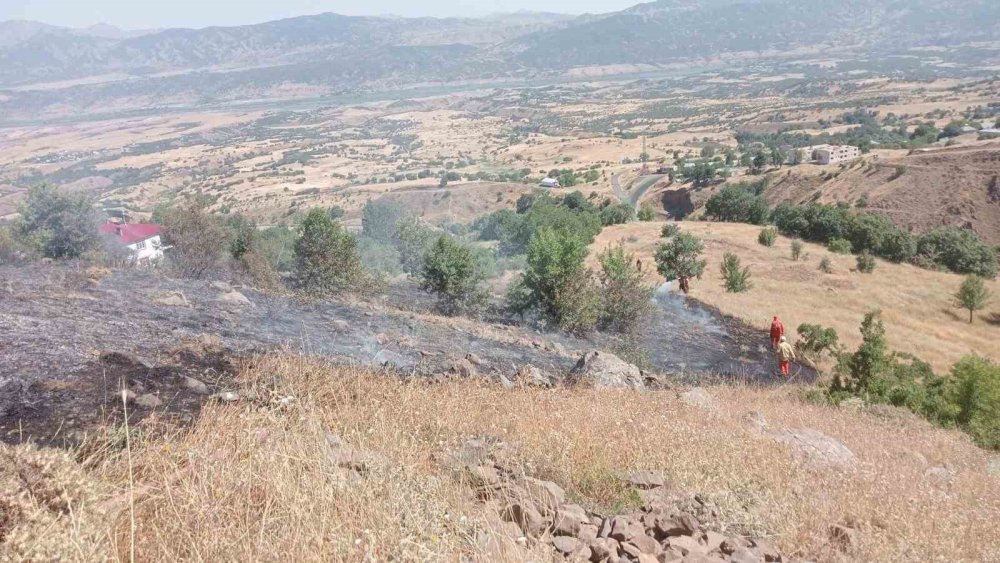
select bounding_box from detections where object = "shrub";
[0,222,34,264]
[916,227,998,277]
[18,184,100,259]
[819,257,833,273]
[757,227,777,247]
[501,200,602,255]
[420,235,487,316]
[654,231,706,294]
[474,209,521,241]
[856,252,876,273]
[512,227,598,333]
[357,237,402,276]
[790,240,803,261]
[796,323,840,362]
[637,203,655,221]
[294,208,366,294]
[720,252,752,293]
[161,202,228,279]
[599,203,635,226]
[703,185,769,224]
[596,243,655,335]
[361,199,405,243]
[394,217,438,276]
[948,356,1000,449]
[660,223,680,238]
[834,310,889,394]
[827,238,852,254]
[954,275,991,324]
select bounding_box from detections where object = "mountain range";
[1,0,998,120]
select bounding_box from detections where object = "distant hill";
[1,1,998,119]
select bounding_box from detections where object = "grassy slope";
[593,222,999,374]
[3,356,999,561]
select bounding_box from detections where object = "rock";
[680,554,726,563]
[627,533,661,555]
[775,428,856,468]
[120,389,137,404]
[517,365,554,387]
[610,516,645,543]
[578,523,599,543]
[372,349,415,372]
[659,546,686,562]
[134,394,162,408]
[654,514,700,538]
[719,537,751,555]
[828,524,857,551]
[597,517,613,538]
[702,531,726,553]
[465,353,487,367]
[551,342,569,356]
[450,358,478,378]
[502,498,547,538]
[729,548,764,563]
[588,538,620,561]
[153,290,188,307]
[625,470,666,490]
[182,375,210,394]
[667,535,705,556]
[988,458,1000,477]
[568,351,643,390]
[521,477,565,514]
[331,320,351,332]
[324,432,368,473]
[553,504,589,536]
[637,554,659,563]
[552,536,583,555]
[838,397,865,410]
[751,539,781,562]
[217,290,252,306]
[679,387,715,410]
[209,280,233,292]
[212,391,240,403]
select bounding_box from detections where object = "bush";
[357,237,402,276]
[18,184,100,259]
[637,203,655,221]
[856,252,876,273]
[916,227,998,277]
[661,224,680,239]
[827,238,852,254]
[790,240,803,261]
[720,252,751,293]
[420,235,487,316]
[948,356,1000,449]
[599,203,635,226]
[394,217,438,275]
[512,227,599,333]
[596,243,655,335]
[474,209,521,241]
[294,208,367,294]
[703,185,769,224]
[361,199,405,243]
[161,202,227,279]
[796,323,840,362]
[757,227,777,247]
[834,310,889,394]
[954,275,991,324]
[0,222,34,264]
[501,200,602,255]
[654,232,706,294]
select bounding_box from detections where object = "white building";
[539,177,560,188]
[811,144,861,165]
[100,222,164,264]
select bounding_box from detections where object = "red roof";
[100,223,163,245]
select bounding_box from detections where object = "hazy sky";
[0,0,641,29]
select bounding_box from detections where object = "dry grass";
[3,354,1000,561]
[594,222,1000,374]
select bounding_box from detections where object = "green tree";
[796,323,840,363]
[948,356,1000,449]
[836,310,889,393]
[18,184,99,259]
[720,252,751,293]
[856,251,876,274]
[361,199,405,243]
[637,202,655,221]
[513,227,599,333]
[757,227,777,247]
[294,208,365,294]
[597,243,654,335]
[660,223,680,238]
[600,203,634,226]
[394,217,438,276]
[752,153,768,173]
[654,231,706,294]
[420,235,487,316]
[954,275,990,323]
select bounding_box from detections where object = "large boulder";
[775,427,856,468]
[567,351,643,390]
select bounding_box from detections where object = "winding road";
[612,173,668,208]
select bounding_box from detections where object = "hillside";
[593,221,999,374]
[758,145,1000,246]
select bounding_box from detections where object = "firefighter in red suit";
[769,315,784,349]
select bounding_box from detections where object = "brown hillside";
[759,143,1000,246]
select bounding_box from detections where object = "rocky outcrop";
[568,351,644,390]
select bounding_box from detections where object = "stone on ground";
[568,350,643,390]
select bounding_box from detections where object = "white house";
[100,222,165,264]
[539,177,560,188]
